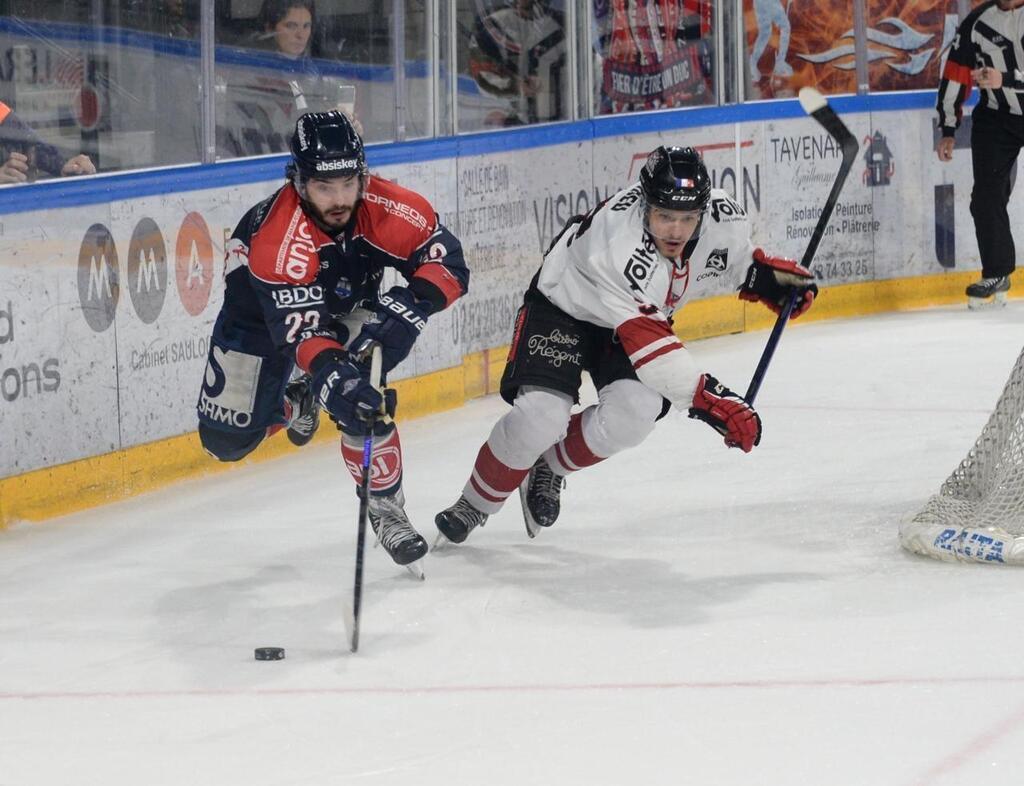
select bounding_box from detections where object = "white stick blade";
[798,87,827,115]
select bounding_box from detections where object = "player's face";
[304,175,361,232]
[647,206,702,258]
[997,0,1024,9]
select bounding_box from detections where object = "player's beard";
[997,0,1024,9]
[310,199,358,234]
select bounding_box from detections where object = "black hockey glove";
[312,354,383,436]
[350,286,431,373]
[739,248,818,319]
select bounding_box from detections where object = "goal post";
[899,345,1024,564]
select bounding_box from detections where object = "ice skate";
[285,374,320,447]
[519,457,565,539]
[368,488,427,577]
[966,275,1010,310]
[434,495,488,547]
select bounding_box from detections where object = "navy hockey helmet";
[289,110,366,180]
[639,146,711,212]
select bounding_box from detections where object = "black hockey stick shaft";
[349,343,383,654]
[745,90,858,404]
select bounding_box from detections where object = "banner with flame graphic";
[746,0,961,98]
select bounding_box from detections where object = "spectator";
[594,0,713,114]
[936,0,1024,307]
[218,0,361,157]
[0,102,95,185]
[256,0,318,67]
[468,0,567,126]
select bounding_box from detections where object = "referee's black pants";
[970,106,1023,278]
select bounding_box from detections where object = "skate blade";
[968,292,1008,310]
[404,560,425,581]
[519,478,541,539]
[431,531,453,552]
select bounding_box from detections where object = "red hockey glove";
[739,248,818,319]
[688,373,762,452]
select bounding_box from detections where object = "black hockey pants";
[970,106,1024,278]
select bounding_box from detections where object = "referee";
[937,0,1024,306]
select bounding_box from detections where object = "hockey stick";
[349,343,383,654]
[744,88,858,404]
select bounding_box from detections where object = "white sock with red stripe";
[543,411,602,474]
[341,427,403,496]
[464,442,531,515]
[462,387,573,514]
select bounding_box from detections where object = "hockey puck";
[254,647,285,661]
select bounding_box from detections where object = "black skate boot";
[966,276,1010,309]
[285,374,320,447]
[434,496,488,546]
[368,488,428,567]
[519,457,565,538]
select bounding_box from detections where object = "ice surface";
[3,304,1024,785]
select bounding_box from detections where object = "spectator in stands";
[469,0,567,126]
[218,0,361,157]
[594,0,713,114]
[257,0,318,68]
[0,102,95,185]
[255,0,364,134]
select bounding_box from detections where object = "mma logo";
[77,223,120,333]
[126,217,169,325]
[175,212,214,316]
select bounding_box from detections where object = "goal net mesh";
[899,345,1024,564]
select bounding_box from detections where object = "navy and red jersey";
[213,175,468,373]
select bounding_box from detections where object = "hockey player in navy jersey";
[198,111,469,567]
[435,146,816,544]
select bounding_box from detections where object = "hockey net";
[899,345,1024,564]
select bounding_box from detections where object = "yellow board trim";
[2,270,1021,528]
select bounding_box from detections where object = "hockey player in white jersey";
[435,146,818,543]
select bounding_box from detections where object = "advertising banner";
[453,145,592,354]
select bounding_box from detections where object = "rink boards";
[1,92,1021,525]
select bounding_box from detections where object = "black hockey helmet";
[289,110,366,180]
[639,146,711,212]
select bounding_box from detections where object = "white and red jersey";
[536,183,753,409]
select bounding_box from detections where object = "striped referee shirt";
[937,1,1024,136]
